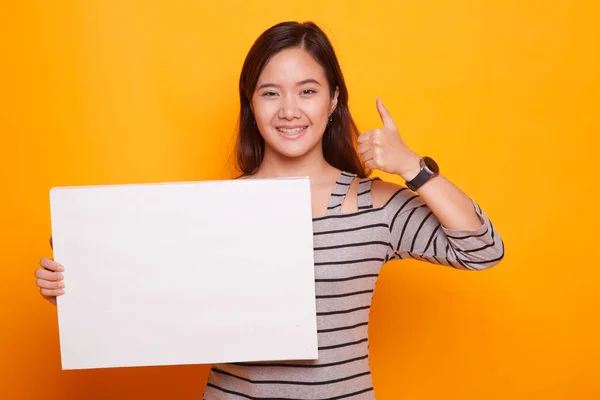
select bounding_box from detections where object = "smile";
[276,126,308,138]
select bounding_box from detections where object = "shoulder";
[370,179,409,208]
[371,179,403,203]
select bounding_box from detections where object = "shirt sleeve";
[383,188,505,270]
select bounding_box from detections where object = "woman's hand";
[358,98,422,181]
[35,237,64,305]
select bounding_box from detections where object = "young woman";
[35,21,504,399]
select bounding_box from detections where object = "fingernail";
[58,264,64,272]
[57,273,64,280]
[58,282,65,289]
[58,290,65,295]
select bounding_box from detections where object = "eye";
[261,91,278,97]
[301,89,317,95]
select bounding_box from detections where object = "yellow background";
[2,1,599,399]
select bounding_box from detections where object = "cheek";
[252,99,278,124]
[305,99,330,124]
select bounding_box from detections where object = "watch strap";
[406,168,431,191]
[406,157,438,191]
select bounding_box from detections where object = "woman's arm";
[397,159,485,231]
[373,180,504,270]
[359,98,504,270]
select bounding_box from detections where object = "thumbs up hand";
[358,98,422,180]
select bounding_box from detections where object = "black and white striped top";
[203,172,504,399]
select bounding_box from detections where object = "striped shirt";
[203,171,504,399]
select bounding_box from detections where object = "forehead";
[257,47,327,84]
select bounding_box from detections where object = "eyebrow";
[256,79,322,90]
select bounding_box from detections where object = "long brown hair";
[236,21,367,178]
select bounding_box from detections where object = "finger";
[36,278,65,290]
[360,148,374,162]
[357,142,370,156]
[40,257,64,272]
[357,131,371,144]
[376,97,397,131]
[40,288,65,297]
[365,160,378,170]
[35,268,63,281]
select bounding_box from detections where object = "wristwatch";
[405,156,439,191]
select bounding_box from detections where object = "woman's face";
[251,47,338,160]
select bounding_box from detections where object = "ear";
[330,86,339,115]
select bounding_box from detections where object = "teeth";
[277,127,307,134]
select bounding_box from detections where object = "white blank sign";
[49,178,317,370]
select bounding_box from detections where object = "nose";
[278,94,301,120]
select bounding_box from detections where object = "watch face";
[423,157,439,174]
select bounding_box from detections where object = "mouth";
[276,126,308,139]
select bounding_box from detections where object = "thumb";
[376,97,397,130]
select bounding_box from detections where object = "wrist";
[395,152,422,181]
[404,155,440,191]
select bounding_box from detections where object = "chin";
[272,144,315,159]
[268,139,324,160]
